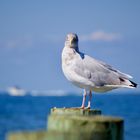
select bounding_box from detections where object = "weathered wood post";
[50,107,101,116]
[7,107,124,140]
[47,107,124,140]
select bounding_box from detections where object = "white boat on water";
[7,86,26,96]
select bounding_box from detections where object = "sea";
[0,92,140,140]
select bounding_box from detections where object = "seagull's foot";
[80,105,85,109]
[79,106,90,110]
[85,105,90,109]
[69,107,85,109]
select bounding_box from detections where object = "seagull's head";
[65,33,79,50]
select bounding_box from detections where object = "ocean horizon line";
[0,89,139,97]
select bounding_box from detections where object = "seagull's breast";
[62,47,77,81]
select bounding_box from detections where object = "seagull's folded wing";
[73,54,132,87]
[96,59,133,79]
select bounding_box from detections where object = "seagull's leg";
[81,89,87,109]
[86,90,92,109]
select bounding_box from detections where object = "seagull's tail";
[119,77,137,88]
[129,80,137,88]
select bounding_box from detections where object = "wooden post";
[7,108,124,140]
[47,108,124,140]
[51,107,101,116]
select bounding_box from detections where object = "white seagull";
[62,33,137,109]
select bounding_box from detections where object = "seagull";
[62,33,137,109]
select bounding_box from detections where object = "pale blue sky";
[0,0,140,92]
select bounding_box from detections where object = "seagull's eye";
[72,38,78,42]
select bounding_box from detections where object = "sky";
[0,0,140,93]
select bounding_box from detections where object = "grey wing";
[74,54,132,86]
[96,59,132,79]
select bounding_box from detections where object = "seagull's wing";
[73,53,132,87]
[96,59,132,79]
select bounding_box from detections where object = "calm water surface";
[0,93,140,140]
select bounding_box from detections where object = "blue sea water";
[0,93,140,140]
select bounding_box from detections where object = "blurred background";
[0,0,140,93]
[0,1,140,140]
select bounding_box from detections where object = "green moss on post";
[8,130,122,140]
[47,111,124,140]
[7,131,48,140]
[8,131,89,140]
